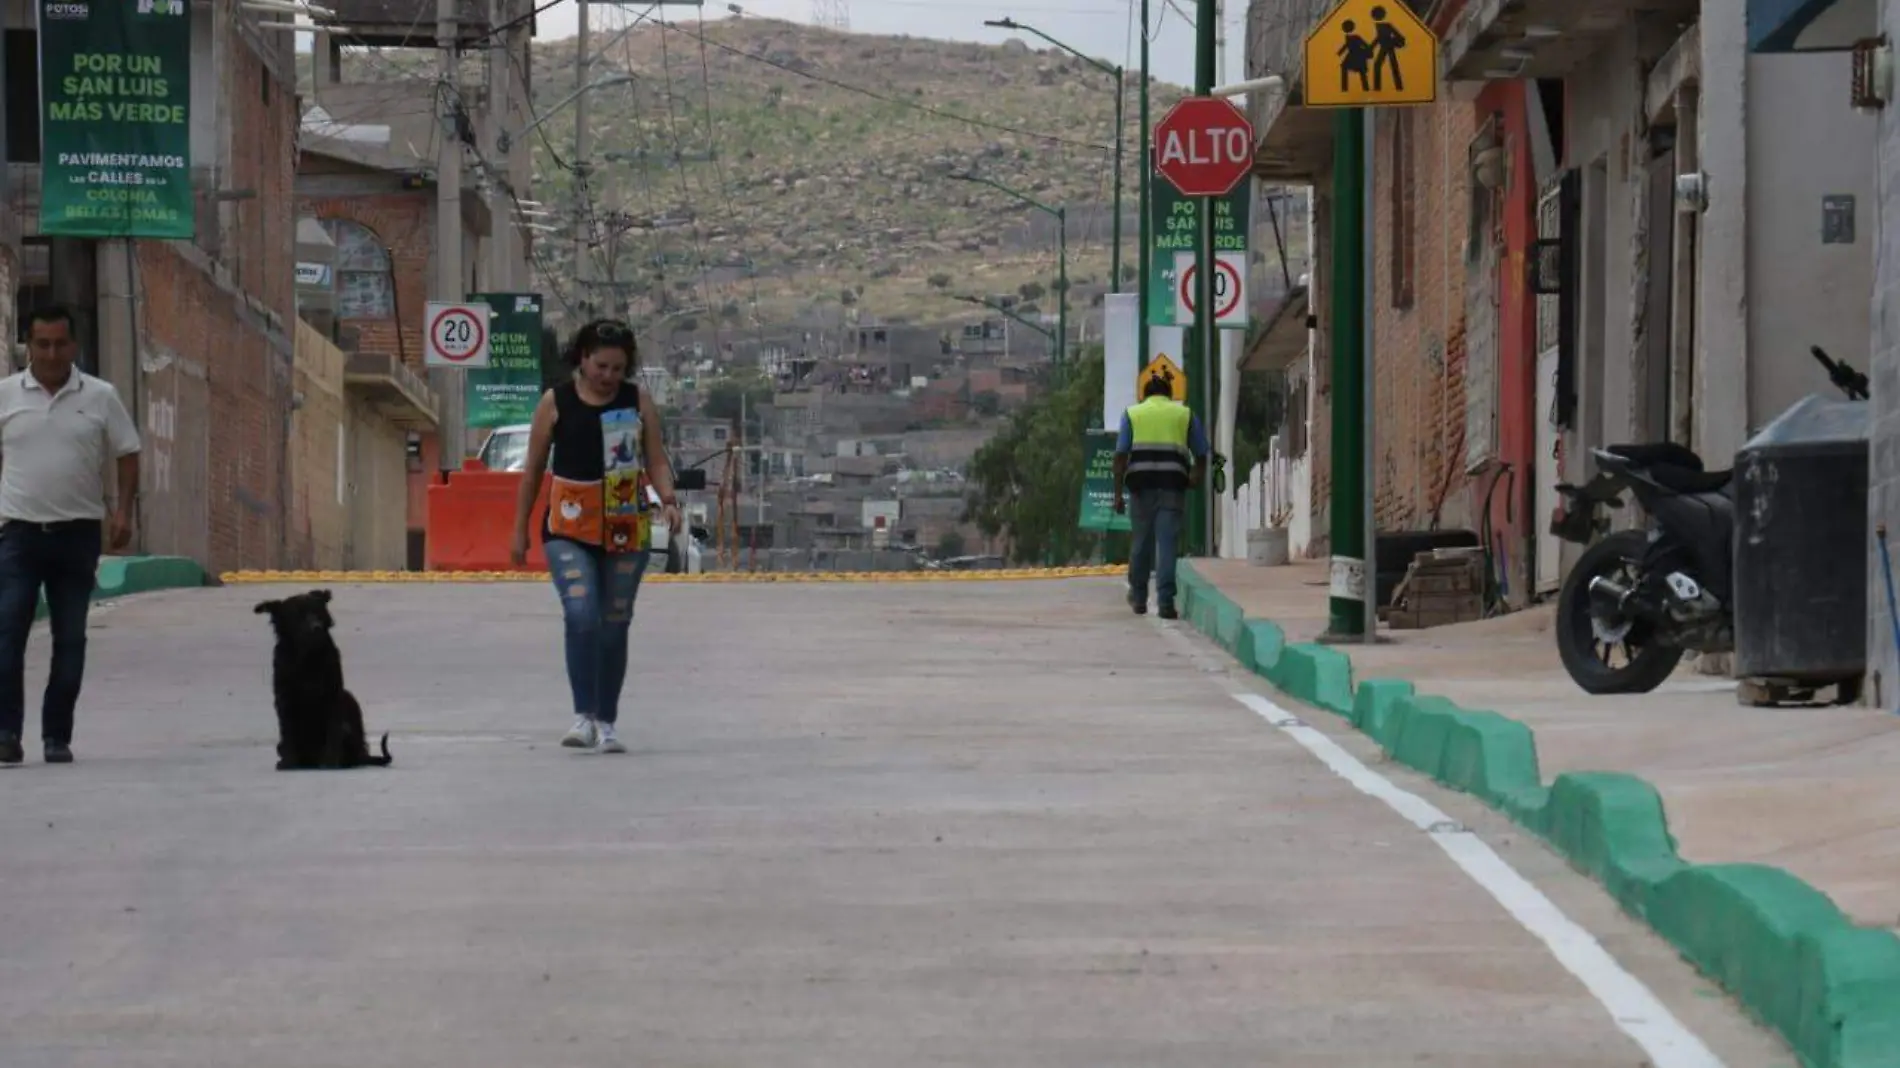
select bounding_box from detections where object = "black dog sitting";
[253,589,392,770]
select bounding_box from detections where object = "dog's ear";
[254,600,279,615]
[312,589,332,604]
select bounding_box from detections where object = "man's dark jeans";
[1127,487,1185,611]
[0,520,102,746]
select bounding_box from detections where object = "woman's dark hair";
[563,318,639,368]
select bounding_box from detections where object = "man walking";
[0,306,141,765]
[1113,376,1208,620]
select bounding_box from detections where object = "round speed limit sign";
[425,301,492,368]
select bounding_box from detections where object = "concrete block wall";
[344,400,414,571]
[291,322,350,569]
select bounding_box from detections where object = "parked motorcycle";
[1548,346,1870,694]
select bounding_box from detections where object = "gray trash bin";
[1732,393,1870,694]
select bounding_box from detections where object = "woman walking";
[511,319,682,754]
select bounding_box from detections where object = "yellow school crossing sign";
[1141,353,1188,403]
[1303,0,1438,108]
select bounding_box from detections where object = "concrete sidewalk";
[1188,558,1900,932]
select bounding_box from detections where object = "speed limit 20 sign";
[424,301,492,368]
[1173,251,1250,329]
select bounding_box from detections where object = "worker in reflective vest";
[1113,377,1209,620]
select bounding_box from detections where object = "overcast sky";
[527,0,1244,89]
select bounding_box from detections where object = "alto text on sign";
[425,301,492,369]
[1152,96,1255,198]
[1173,250,1249,329]
[1303,0,1438,108]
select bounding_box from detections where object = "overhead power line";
[656,16,1112,153]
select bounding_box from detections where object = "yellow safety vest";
[1124,396,1193,491]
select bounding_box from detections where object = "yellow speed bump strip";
[219,566,1124,585]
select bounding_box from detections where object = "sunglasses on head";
[583,319,635,345]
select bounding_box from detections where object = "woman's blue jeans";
[543,538,650,725]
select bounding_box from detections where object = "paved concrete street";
[1,578,1795,1067]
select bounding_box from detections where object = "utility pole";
[1136,0,1151,374]
[573,0,595,318]
[1325,110,1369,639]
[1212,0,1230,557]
[1190,0,1216,556]
[484,0,513,291]
[435,0,467,470]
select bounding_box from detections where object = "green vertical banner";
[1145,170,1250,327]
[36,0,194,239]
[465,293,545,429]
[1077,430,1132,533]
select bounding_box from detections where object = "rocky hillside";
[518,17,1177,333]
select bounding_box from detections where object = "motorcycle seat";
[1605,441,1706,471]
[1649,464,1733,494]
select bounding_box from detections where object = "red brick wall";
[133,25,299,573]
[138,254,291,573]
[221,23,297,318]
[1369,99,1481,536]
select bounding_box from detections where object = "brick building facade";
[294,178,441,538]
[1368,102,1480,538]
[131,3,300,573]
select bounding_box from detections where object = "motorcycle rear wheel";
[1555,529,1685,695]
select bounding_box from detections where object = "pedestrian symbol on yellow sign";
[1304,0,1437,108]
[1140,354,1187,404]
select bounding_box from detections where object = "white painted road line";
[1155,617,1728,1068]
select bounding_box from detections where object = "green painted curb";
[33,555,206,620]
[1176,560,1900,1068]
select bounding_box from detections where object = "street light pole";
[1057,204,1069,360]
[981,17,1123,294]
[1137,0,1151,373]
[1111,72,1124,293]
[947,173,1068,362]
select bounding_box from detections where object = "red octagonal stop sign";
[1153,96,1255,198]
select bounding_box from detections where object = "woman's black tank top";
[548,380,640,480]
[541,380,641,542]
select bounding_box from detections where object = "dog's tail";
[368,732,393,767]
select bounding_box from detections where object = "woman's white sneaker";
[596,723,627,754]
[562,716,598,748]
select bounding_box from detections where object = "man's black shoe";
[1158,605,1180,621]
[0,733,22,765]
[44,741,73,764]
[1130,599,1147,615]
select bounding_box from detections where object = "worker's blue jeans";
[1127,488,1185,610]
[544,538,649,725]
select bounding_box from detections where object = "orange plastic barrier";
[425,460,553,572]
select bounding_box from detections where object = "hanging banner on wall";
[35,0,194,239]
[464,293,545,429]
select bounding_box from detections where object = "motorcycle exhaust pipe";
[1589,575,1666,625]
[1588,575,1635,617]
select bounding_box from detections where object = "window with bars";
[320,219,394,320]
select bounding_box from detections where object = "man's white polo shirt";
[0,369,142,524]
